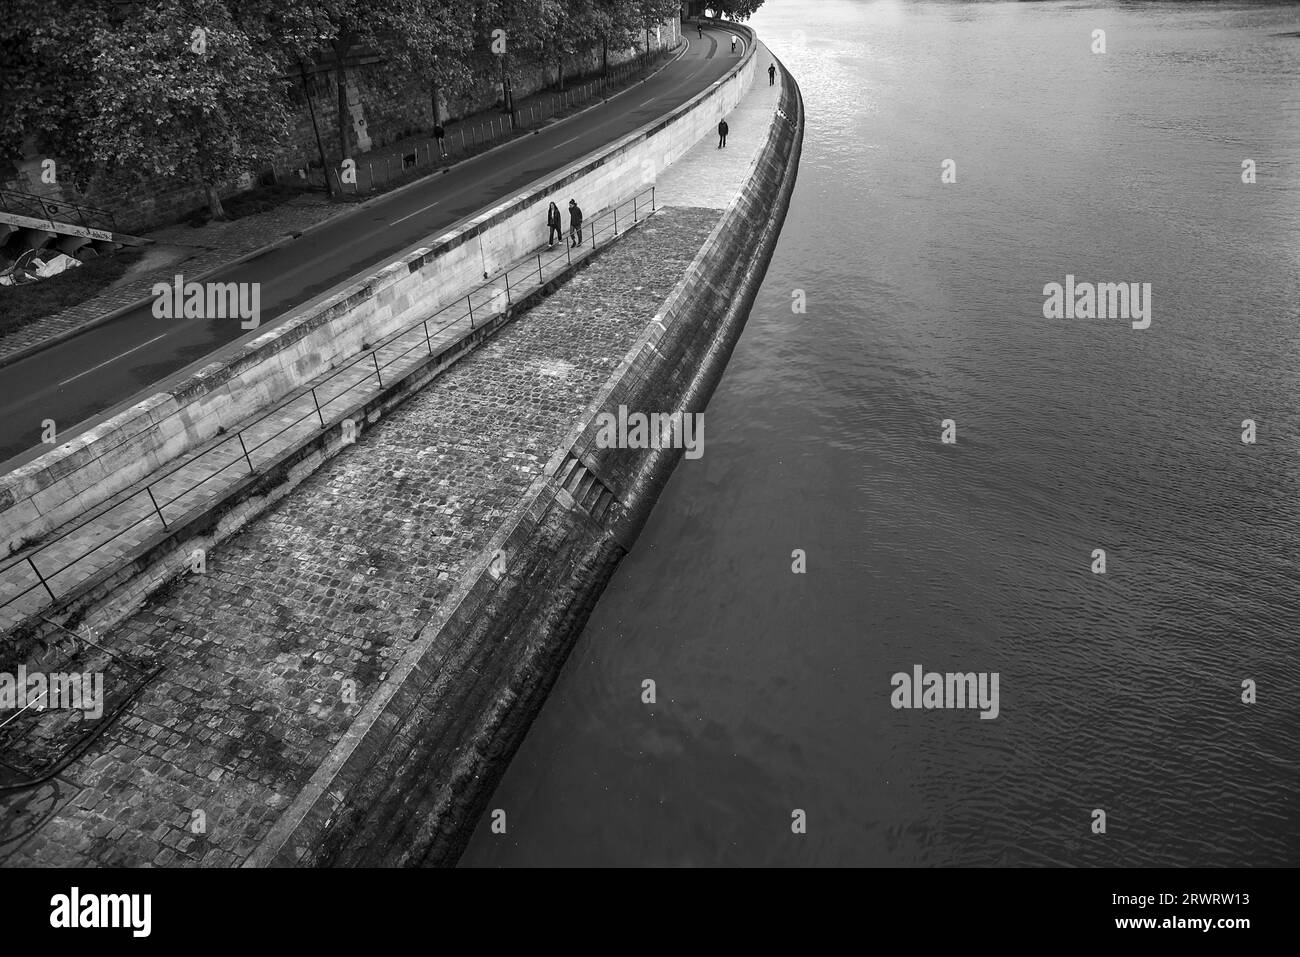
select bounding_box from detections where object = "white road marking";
[552,132,586,150]
[390,199,441,226]
[59,334,168,386]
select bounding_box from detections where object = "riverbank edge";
[247,45,803,869]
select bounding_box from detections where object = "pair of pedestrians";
[547,199,584,248]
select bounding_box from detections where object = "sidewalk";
[657,39,783,209]
[0,46,681,370]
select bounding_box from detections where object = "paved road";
[0,26,745,471]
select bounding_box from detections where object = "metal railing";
[0,185,657,628]
[0,187,118,232]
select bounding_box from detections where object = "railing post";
[537,252,543,282]
[145,485,168,529]
[311,387,326,428]
[423,318,433,356]
[613,207,618,236]
[468,294,475,329]
[371,351,383,388]
[237,432,255,473]
[504,270,512,305]
[634,193,638,223]
[566,238,572,266]
[652,186,656,211]
[28,557,55,603]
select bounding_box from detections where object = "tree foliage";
[704,1,766,21]
[89,0,291,218]
[2,0,765,218]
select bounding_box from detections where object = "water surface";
[461,0,1300,867]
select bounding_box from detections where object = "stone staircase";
[555,453,618,524]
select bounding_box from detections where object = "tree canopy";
[2,0,763,218]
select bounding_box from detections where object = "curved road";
[0,26,747,471]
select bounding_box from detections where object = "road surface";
[0,27,748,471]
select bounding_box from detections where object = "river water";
[460,0,1300,866]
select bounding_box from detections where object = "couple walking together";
[548,199,584,248]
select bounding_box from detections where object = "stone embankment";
[0,28,803,867]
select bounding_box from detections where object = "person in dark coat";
[547,201,563,248]
[769,63,776,85]
[433,122,446,156]
[717,118,729,148]
[569,199,584,247]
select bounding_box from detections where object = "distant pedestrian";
[697,22,703,39]
[547,201,563,248]
[730,34,738,53]
[569,199,584,246]
[769,63,776,85]
[433,122,446,157]
[717,118,729,148]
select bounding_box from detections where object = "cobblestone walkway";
[0,205,720,867]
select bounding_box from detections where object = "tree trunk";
[430,78,441,125]
[300,60,335,198]
[205,182,226,221]
[499,56,515,127]
[602,38,609,77]
[333,31,353,164]
[557,53,565,91]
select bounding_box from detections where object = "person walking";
[568,199,584,247]
[768,63,776,86]
[547,201,563,248]
[433,121,446,157]
[697,22,703,40]
[730,34,738,53]
[717,118,729,148]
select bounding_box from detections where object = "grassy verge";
[0,247,146,338]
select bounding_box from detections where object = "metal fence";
[0,185,657,630]
[0,187,118,232]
